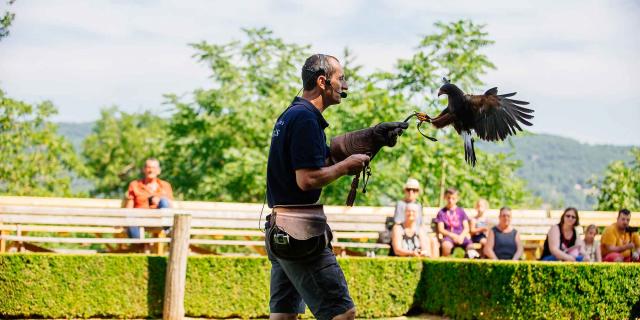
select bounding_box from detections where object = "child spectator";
[484,207,523,260]
[583,224,602,262]
[540,207,585,262]
[436,188,473,257]
[469,198,489,246]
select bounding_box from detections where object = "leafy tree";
[161,28,308,202]
[321,20,535,208]
[82,107,167,197]
[162,22,537,208]
[592,148,640,211]
[0,0,15,41]
[0,90,81,196]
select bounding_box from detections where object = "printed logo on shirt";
[272,120,285,138]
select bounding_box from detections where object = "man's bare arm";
[295,154,369,191]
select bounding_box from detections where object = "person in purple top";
[436,188,473,256]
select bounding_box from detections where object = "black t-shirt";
[266,97,330,207]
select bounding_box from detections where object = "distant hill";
[56,122,94,151]
[476,134,634,210]
[56,122,635,209]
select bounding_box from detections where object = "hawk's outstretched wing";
[466,87,534,142]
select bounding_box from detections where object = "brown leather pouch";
[272,204,326,240]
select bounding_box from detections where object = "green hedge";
[1,254,639,319]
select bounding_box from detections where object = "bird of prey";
[428,78,534,166]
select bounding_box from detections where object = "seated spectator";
[394,178,423,225]
[436,188,473,257]
[391,203,437,257]
[484,207,523,260]
[583,224,602,262]
[469,198,489,246]
[601,209,640,263]
[125,158,174,239]
[391,178,439,257]
[540,207,585,262]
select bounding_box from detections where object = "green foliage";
[2,254,639,319]
[418,259,640,319]
[393,20,495,97]
[161,22,535,207]
[161,28,308,202]
[0,90,81,196]
[0,0,15,41]
[82,107,168,197]
[321,21,534,208]
[592,148,640,211]
[0,254,165,318]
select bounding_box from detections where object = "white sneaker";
[467,249,480,259]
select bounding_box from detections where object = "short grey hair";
[301,54,339,90]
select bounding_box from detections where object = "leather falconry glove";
[330,121,408,166]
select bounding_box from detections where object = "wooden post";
[163,214,191,320]
[0,222,6,253]
[157,230,166,255]
[17,224,24,252]
[438,160,447,208]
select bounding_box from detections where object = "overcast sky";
[1,0,639,146]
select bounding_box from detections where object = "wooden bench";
[0,197,395,255]
[1,196,636,258]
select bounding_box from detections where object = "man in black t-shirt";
[265,54,407,320]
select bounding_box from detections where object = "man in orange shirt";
[601,209,640,262]
[125,158,174,238]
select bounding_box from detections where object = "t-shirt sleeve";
[435,210,445,224]
[600,228,616,246]
[460,208,469,221]
[126,182,136,200]
[633,232,640,247]
[289,117,327,170]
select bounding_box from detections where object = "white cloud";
[0,0,638,145]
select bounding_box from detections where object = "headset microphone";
[326,79,348,99]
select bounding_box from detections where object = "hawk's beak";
[437,89,444,97]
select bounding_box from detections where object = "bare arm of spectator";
[602,230,635,253]
[469,218,479,236]
[437,221,460,242]
[462,219,471,240]
[574,232,586,256]
[484,228,498,260]
[595,242,602,262]
[512,231,524,261]
[391,225,418,257]
[469,218,487,236]
[125,182,135,208]
[548,225,575,261]
[418,226,432,257]
[604,243,633,253]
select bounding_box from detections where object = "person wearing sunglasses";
[540,207,585,262]
[394,178,423,225]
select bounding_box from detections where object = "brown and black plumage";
[430,78,534,167]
